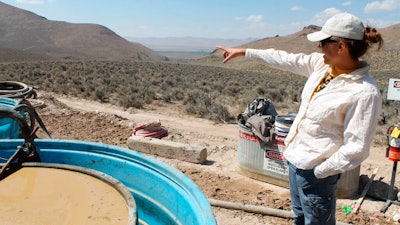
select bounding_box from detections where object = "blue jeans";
[288,161,340,225]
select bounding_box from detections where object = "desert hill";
[380,23,400,50]
[0,2,167,62]
[232,25,321,54]
[0,47,50,62]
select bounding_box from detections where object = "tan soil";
[30,92,400,225]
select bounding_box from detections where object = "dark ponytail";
[343,26,384,59]
[364,27,384,50]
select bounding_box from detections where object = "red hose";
[132,119,168,139]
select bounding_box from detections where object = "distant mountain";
[127,37,258,52]
[0,2,167,62]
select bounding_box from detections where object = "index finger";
[216,46,226,51]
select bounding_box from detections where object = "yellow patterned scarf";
[312,66,353,97]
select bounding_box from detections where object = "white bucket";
[273,114,296,152]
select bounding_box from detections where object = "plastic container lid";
[275,114,296,124]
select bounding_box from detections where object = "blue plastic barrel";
[0,98,24,139]
[0,139,217,225]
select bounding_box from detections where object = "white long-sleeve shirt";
[246,48,382,178]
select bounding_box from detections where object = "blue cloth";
[288,161,340,225]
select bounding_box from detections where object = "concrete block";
[127,135,207,164]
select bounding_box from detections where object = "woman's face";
[318,38,341,67]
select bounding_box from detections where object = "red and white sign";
[265,150,287,161]
[388,78,400,101]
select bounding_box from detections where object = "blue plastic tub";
[0,139,217,225]
[0,98,24,139]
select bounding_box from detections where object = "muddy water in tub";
[0,167,128,225]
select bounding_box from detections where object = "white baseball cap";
[307,13,365,42]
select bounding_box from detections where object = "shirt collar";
[330,63,370,80]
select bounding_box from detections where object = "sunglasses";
[320,38,338,47]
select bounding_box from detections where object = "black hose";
[0,81,37,99]
[0,81,51,138]
[0,107,40,163]
[13,102,52,139]
[14,103,36,131]
[0,107,32,143]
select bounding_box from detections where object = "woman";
[217,13,383,225]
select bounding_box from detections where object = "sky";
[1,0,400,39]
